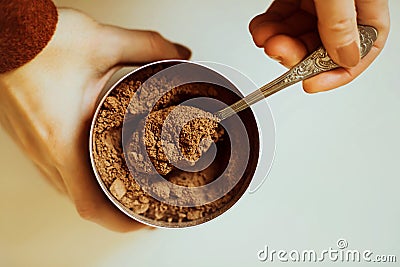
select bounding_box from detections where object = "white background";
[1,0,399,266]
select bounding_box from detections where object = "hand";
[0,8,190,232]
[249,0,390,93]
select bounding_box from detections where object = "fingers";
[249,5,316,48]
[251,21,293,48]
[249,0,300,34]
[60,125,146,232]
[355,0,390,49]
[304,0,390,92]
[249,0,389,93]
[64,162,146,232]
[100,26,191,67]
[263,34,308,68]
[249,0,318,64]
[313,0,360,68]
[302,46,380,93]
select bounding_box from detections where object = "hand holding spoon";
[214,25,378,121]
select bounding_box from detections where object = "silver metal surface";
[215,25,378,121]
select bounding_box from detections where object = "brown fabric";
[0,0,58,73]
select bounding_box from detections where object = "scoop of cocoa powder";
[126,105,224,175]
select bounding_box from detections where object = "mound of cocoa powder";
[127,105,224,176]
[92,67,237,224]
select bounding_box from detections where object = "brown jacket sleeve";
[0,0,58,73]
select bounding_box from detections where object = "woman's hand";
[0,8,190,232]
[249,0,390,93]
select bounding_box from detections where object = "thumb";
[101,26,191,66]
[314,0,360,68]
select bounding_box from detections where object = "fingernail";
[174,43,192,59]
[336,41,360,68]
[270,55,283,63]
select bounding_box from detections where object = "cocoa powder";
[92,63,257,226]
[127,105,224,176]
[92,67,235,224]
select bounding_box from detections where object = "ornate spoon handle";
[215,25,378,121]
